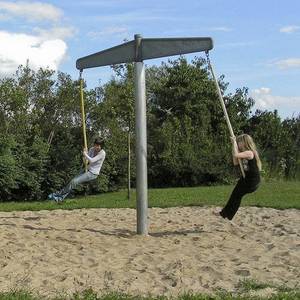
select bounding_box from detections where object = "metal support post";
[134,34,148,235]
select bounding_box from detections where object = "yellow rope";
[80,71,88,172]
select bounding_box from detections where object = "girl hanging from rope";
[48,138,106,202]
[214,134,262,220]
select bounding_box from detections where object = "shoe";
[213,209,228,220]
[48,192,63,203]
[48,193,55,200]
[53,195,64,203]
[213,209,222,217]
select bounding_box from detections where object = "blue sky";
[0,0,299,119]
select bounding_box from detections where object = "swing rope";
[205,51,245,178]
[79,70,88,172]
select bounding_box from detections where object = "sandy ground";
[0,206,299,297]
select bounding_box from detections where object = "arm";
[230,137,254,164]
[232,140,239,165]
[234,150,254,160]
[83,150,105,163]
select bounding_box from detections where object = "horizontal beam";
[141,37,213,61]
[76,36,213,70]
[76,40,135,70]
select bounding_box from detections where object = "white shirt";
[84,148,106,175]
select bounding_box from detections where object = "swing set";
[77,35,244,235]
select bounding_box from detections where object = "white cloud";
[0,2,72,77]
[209,26,232,32]
[33,26,76,40]
[280,25,300,34]
[250,87,300,116]
[0,1,63,22]
[273,58,300,69]
[0,30,67,76]
[88,26,129,39]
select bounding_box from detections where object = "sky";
[0,0,299,119]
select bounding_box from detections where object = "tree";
[248,110,284,178]
[146,56,255,186]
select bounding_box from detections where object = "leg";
[220,179,254,220]
[57,172,97,200]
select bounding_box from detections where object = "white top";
[84,148,106,175]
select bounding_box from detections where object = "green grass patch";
[236,278,296,294]
[0,180,299,212]
[0,286,299,300]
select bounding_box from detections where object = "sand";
[0,206,299,297]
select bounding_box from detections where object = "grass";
[235,278,296,294]
[0,284,299,300]
[0,180,299,212]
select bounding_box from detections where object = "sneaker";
[213,209,222,217]
[48,192,62,203]
[48,193,55,200]
[213,209,229,220]
[53,194,64,203]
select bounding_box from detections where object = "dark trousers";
[220,178,259,220]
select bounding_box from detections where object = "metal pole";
[206,52,245,178]
[127,127,131,200]
[134,34,148,235]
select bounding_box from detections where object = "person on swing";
[48,138,106,202]
[214,134,262,220]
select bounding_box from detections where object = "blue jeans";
[58,171,98,200]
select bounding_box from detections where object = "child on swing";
[215,134,262,220]
[48,138,106,202]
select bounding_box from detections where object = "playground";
[1,1,300,299]
[0,201,299,297]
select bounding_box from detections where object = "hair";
[94,138,104,148]
[236,134,262,171]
